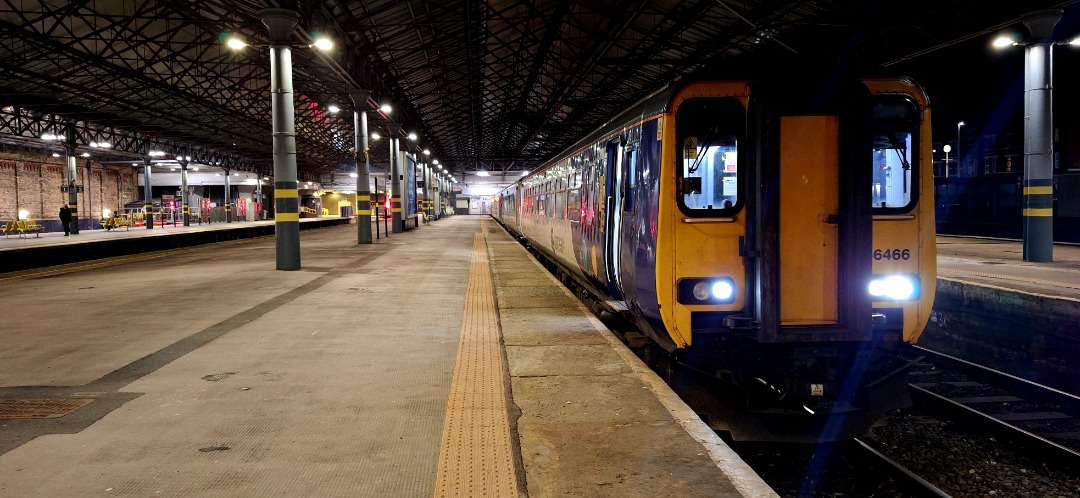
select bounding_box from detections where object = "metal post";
[255,178,263,220]
[349,89,373,244]
[387,124,403,233]
[1022,9,1061,262]
[142,156,154,230]
[223,167,233,223]
[374,176,381,240]
[956,122,964,177]
[262,8,301,270]
[178,158,190,226]
[62,131,80,235]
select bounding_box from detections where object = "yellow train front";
[494,76,935,441]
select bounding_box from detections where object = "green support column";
[349,88,373,244]
[1021,10,1061,262]
[63,136,80,235]
[142,156,154,230]
[262,8,301,270]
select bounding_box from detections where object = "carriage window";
[554,190,566,219]
[677,97,745,216]
[567,188,581,222]
[871,97,920,212]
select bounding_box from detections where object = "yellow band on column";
[1023,208,1053,217]
[276,189,299,198]
[275,212,300,222]
[1023,186,1053,195]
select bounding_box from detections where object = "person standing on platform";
[59,205,72,236]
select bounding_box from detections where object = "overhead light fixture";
[148,150,166,157]
[992,34,1018,48]
[407,132,418,141]
[423,149,430,156]
[226,37,248,50]
[311,36,333,51]
[89,141,111,148]
[192,167,199,171]
[349,172,358,178]
[380,103,392,113]
[432,159,439,165]
[41,133,60,141]
[327,104,340,113]
[52,153,61,158]
[371,131,381,140]
[80,152,90,157]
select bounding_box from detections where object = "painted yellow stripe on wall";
[1023,208,1053,217]
[1023,186,1053,195]
[275,212,300,222]
[276,189,299,198]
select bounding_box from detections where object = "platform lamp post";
[349,88,373,244]
[942,144,951,178]
[956,121,965,176]
[994,9,1080,262]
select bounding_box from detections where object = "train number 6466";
[873,249,911,261]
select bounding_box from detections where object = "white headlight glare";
[868,275,915,300]
[692,281,711,301]
[868,279,887,297]
[712,281,734,300]
[884,275,915,300]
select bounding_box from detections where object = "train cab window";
[676,97,745,216]
[871,97,921,212]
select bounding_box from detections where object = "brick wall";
[0,150,139,223]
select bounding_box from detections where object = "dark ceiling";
[1,0,1078,180]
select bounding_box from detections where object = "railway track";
[907,345,1080,465]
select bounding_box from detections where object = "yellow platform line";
[939,267,1080,290]
[433,232,520,498]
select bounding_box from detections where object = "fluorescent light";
[477,171,489,176]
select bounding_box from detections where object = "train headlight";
[679,277,736,304]
[868,274,919,301]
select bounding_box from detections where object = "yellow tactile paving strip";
[432,232,520,498]
[939,267,1080,291]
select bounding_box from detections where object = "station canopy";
[0,1,1072,179]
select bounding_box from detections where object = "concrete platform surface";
[0,215,774,497]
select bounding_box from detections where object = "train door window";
[537,193,547,216]
[554,189,566,219]
[622,146,637,212]
[676,97,745,216]
[567,188,582,222]
[871,97,921,212]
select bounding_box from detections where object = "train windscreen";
[871,97,921,212]
[676,97,746,216]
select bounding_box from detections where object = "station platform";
[929,235,1080,392]
[0,215,773,497]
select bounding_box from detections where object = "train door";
[778,117,840,325]
[748,81,874,341]
[605,140,625,298]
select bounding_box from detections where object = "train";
[491,74,937,442]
